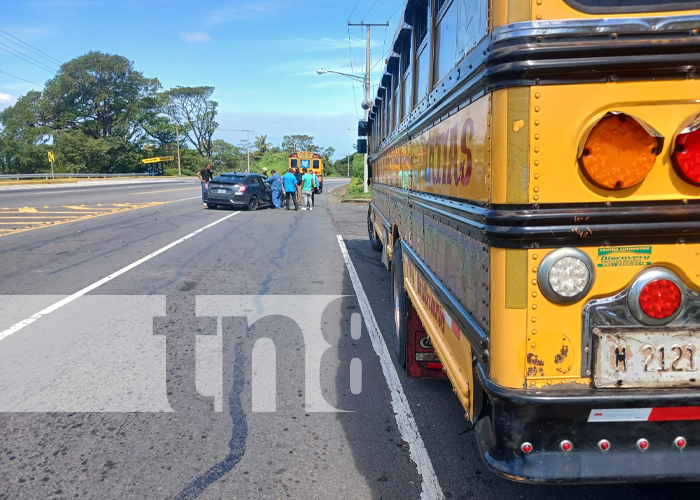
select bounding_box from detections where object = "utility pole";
[175,123,181,176]
[228,129,254,172]
[348,21,388,194]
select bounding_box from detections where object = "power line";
[363,0,379,19]
[0,43,58,74]
[348,0,361,20]
[347,25,360,119]
[0,70,43,87]
[0,28,62,66]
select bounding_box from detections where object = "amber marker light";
[580,113,661,190]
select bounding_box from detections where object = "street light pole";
[175,123,181,176]
[348,21,388,194]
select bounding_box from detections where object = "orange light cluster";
[580,114,659,190]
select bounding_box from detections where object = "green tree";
[252,134,272,161]
[163,86,218,160]
[41,51,160,141]
[0,91,51,173]
[211,139,244,171]
[282,134,315,153]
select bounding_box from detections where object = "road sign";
[48,151,54,162]
[141,156,174,164]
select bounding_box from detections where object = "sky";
[0,0,406,159]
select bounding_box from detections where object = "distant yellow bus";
[289,152,324,192]
[366,0,700,483]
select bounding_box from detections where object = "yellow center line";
[131,187,199,195]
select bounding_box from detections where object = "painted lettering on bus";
[416,277,446,332]
[427,118,474,187]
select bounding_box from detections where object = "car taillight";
[639,279,682,319]
[673,126,700,185]
[237,185,246,192]
[580,113,660,190]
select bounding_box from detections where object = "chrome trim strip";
[492,15,700,41]
[400,240,490,364]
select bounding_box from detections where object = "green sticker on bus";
[597,246,652,267]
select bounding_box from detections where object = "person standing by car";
[197,164,214,203]
[282,168,300,211]
[261,167,268,179]
[265,169,283,209]
[301,168,314,211]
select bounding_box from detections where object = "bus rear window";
[290,159,298,168]
[564,0,699,13]
[313,160,319,169]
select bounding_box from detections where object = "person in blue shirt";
[282,167,300,211]
[264,169,283,209]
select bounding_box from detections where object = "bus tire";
[368,208,383,252]
[392,238,407,368]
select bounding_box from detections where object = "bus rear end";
[480,0,700,482]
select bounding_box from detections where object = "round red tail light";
[673,127,700,185]
[639,279,682,319]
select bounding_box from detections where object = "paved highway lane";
[0,177,690,499]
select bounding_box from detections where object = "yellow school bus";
[366,0,700,483]
[289,151,324,192]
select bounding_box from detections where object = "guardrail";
[0,173,149,180]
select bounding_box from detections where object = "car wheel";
[206,203,217,209]
[392,238,407,368]
[368,208,382,252]
[248,196,259,211]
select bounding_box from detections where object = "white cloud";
[205,2,283,26]
[0,93,17,110]
[181,32,212,43]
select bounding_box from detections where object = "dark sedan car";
[205,173,273,211]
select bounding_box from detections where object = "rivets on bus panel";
[532,279,537,285]
[532,267,538,273]
[536,0,542,4]
[533,254,539,260]
[531,317,537,323]
[674,437,687,449]
[535,107,540,112]
[536,15,542,20]
[535,93,540,99]
[560,440,573,452]
[521,442,533,453]
[532,305,537,310]
[597,439,611,452]
[535,120,540,126]
[637,438,650,451]
[534,134,540,140]
[534,160,540,166]
[534,147,540,153]
[534,187,539,193]
[534,174,539,179]
[534,195,539,201]
[531,329,537,335]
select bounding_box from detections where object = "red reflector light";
[673,127,700,185]
[639,279,682,319]
[598,439,610,451]
[675,437,687,449]
[521,442,533,453]
[426,362,442,370]
[637,438,649,451]
[560,440,573,452]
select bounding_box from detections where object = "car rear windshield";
[564,0,699,13]
[214,175,246,184]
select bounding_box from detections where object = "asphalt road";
[0,177,690,499]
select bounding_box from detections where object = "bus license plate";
[594,330,700,388]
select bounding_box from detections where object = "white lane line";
[0,211,240,342]
[336,235,444,500]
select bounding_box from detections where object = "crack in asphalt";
[173,212,301,500]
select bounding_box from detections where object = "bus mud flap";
[406,299,448,379]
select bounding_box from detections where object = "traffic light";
[358,120,368,136]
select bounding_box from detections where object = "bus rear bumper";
[474,376,700,483]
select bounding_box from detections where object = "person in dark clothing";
[197,164,214,203]
[294,167,303,206]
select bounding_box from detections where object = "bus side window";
[413,0,430,107]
